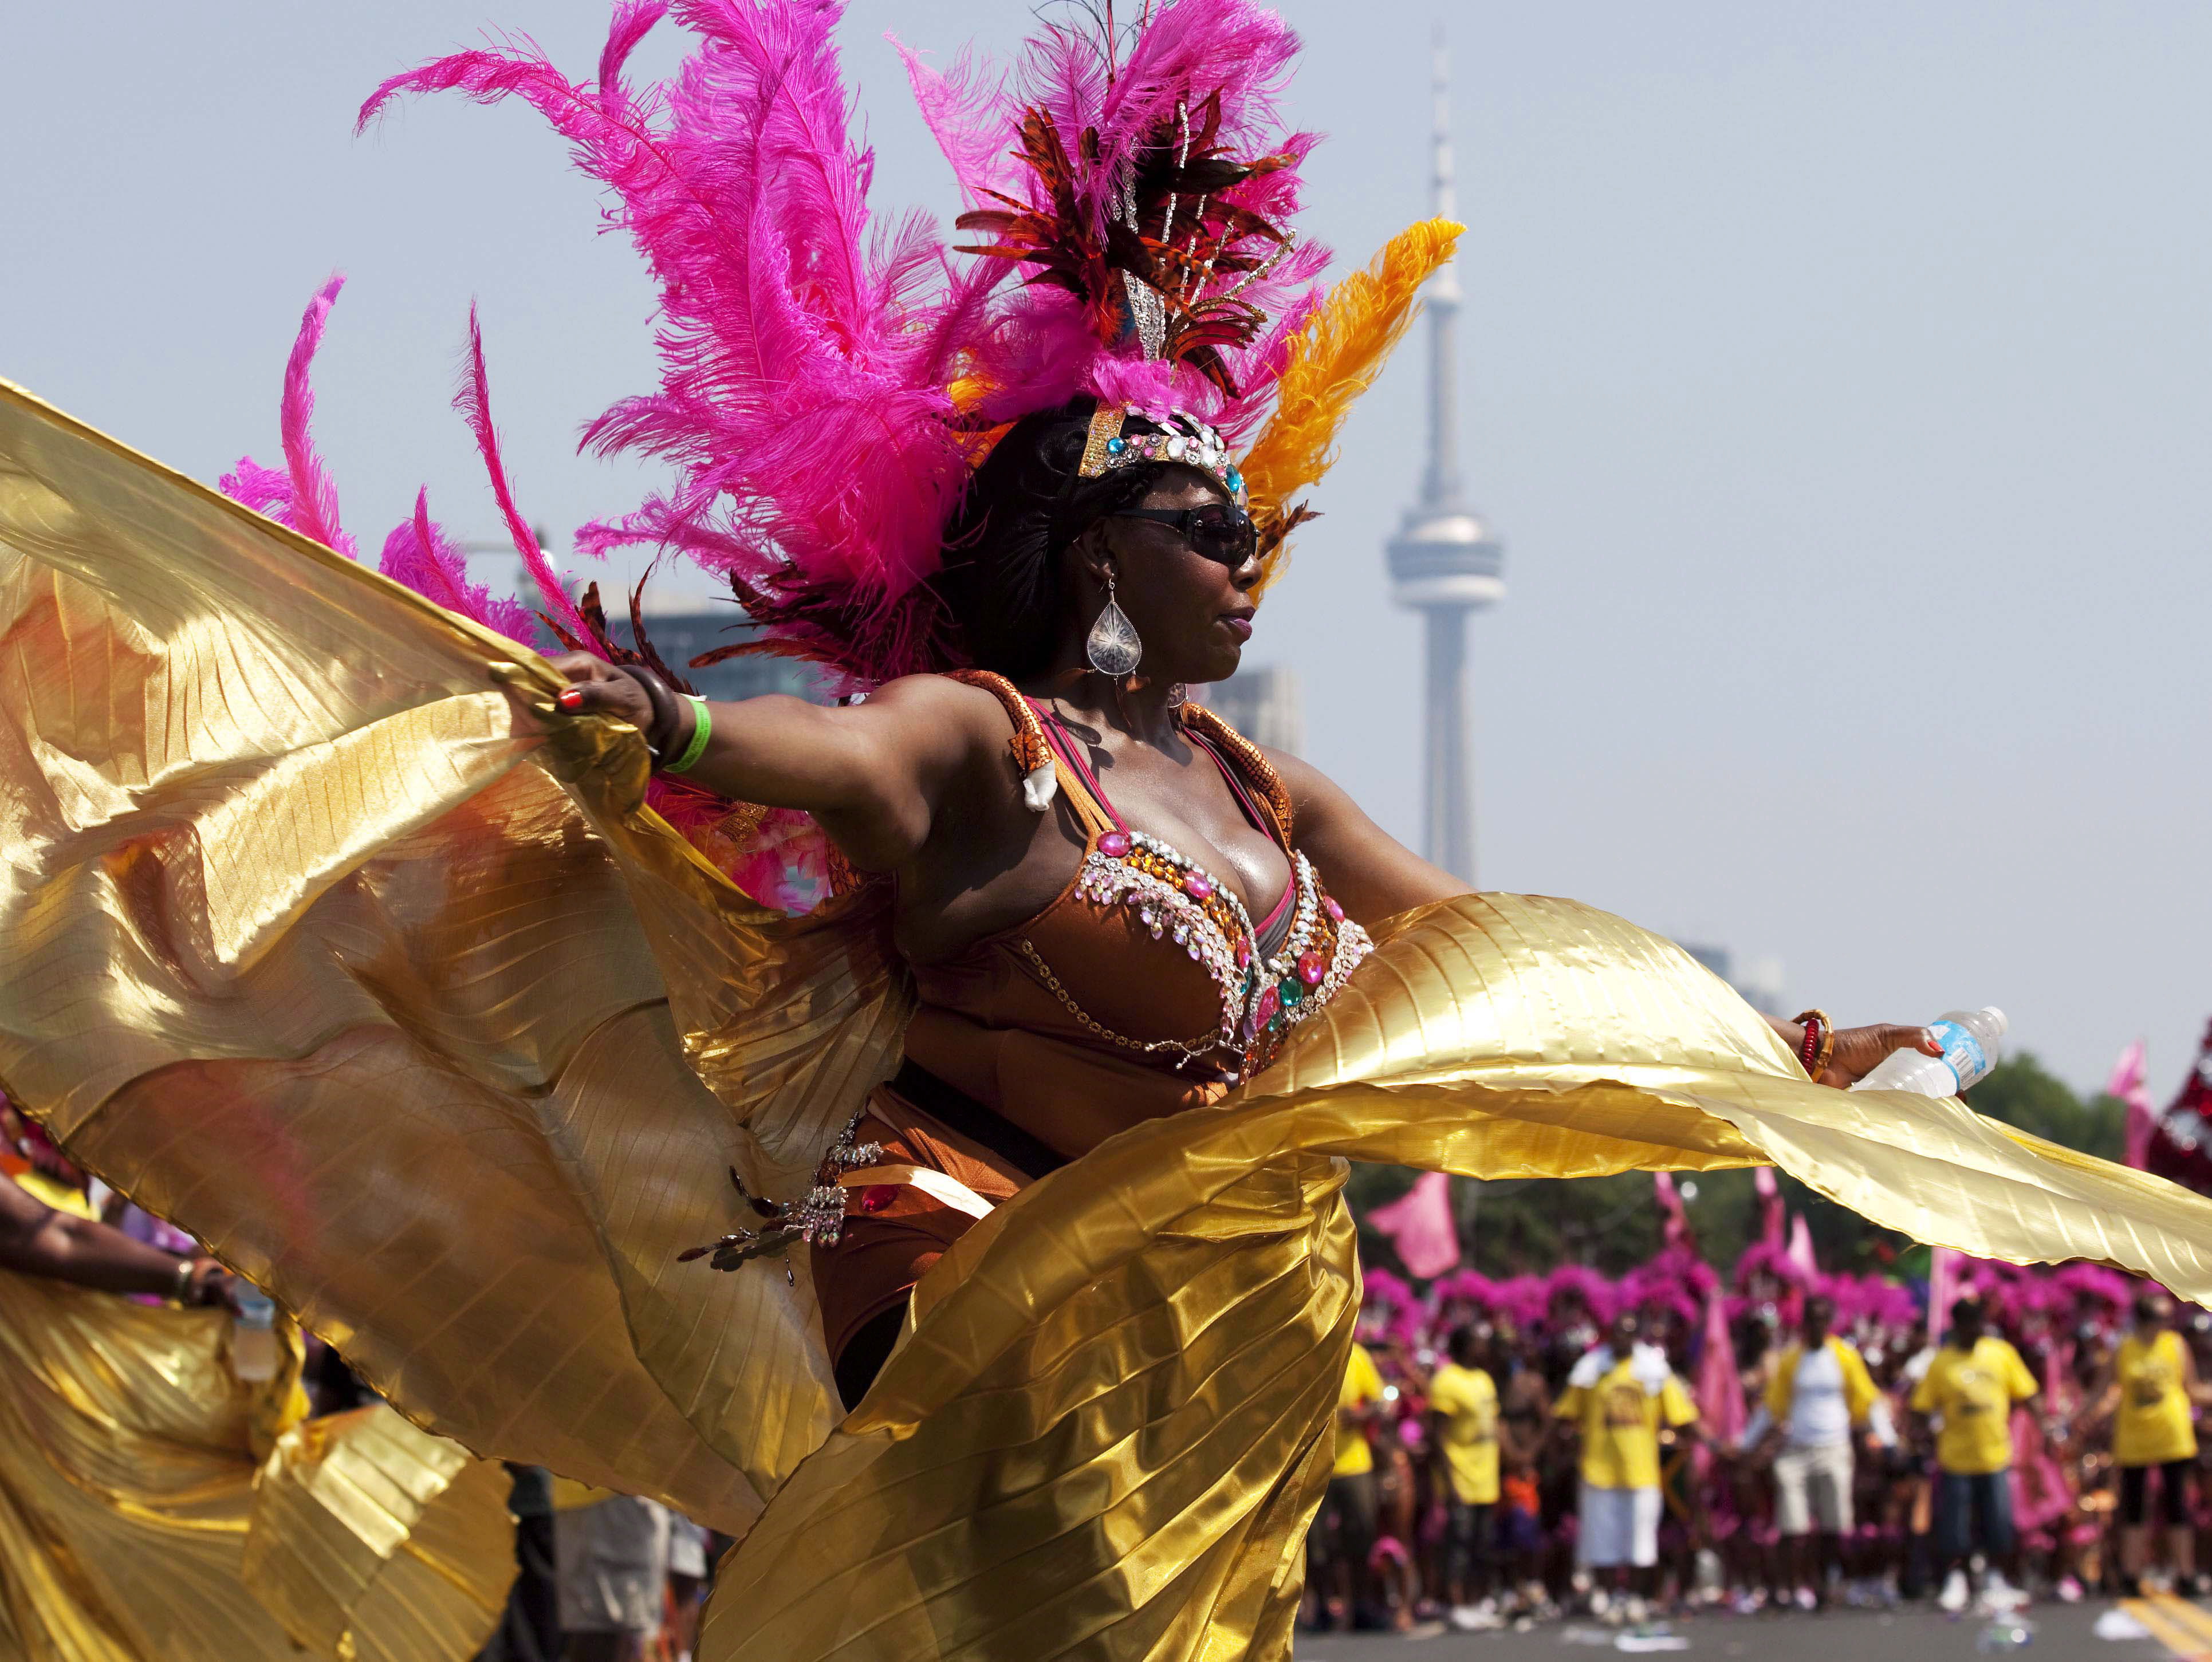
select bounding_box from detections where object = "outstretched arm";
[545,659,1001,872]
[1261,746,1468,920]
[0,1174,232,1303]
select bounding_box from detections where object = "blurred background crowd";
[1309,1038,2212,1636]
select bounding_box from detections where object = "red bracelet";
[1793,1009,1834,1077]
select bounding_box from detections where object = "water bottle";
[1849,1008,2008,1097]
[231,1288,280,1383]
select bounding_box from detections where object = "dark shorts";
[2120,1460,2195,1527]
[1444,1499,1495,1581]
[1934,1469,2015,1561]
[1308,1471,1379,1573]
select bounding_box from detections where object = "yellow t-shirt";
[1428,1362,1501,1505]
[2115,1330,2198,1468]
[1910,1336,2037,1475]
[17,1170,96,1220]
[1554,1354,1698,1491]
[1333,1342,1384,1477]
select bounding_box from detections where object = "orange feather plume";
[1238,217,1464,596]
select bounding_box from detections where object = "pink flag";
[1753,1165,1785,1247]
[1786,1212,1819,1277]
[1653,1172,1690,1250]
[2109,1038,2154,1170]
[1365,1171,1461,1279]
[1696,1286,1745,1447]
[1927,1244,1958,1343]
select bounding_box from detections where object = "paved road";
[1294,1594,2211,1661]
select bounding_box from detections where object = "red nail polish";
[556,687,584,711]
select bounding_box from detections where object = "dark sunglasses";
[1109,503,1258,568]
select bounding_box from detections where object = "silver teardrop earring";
[1085,572,1143,679]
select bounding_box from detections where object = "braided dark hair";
[932,397,1167,679]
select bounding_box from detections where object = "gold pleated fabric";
[0,1268,511,1662]
[6,377,2212,1660]
[246,1405,520,1662]
[0,377,899,1536]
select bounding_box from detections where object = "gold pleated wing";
[0,378,904,1535]
[0,1268,510,1662]
[9,377,2212,1662]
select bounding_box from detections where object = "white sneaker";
[1939,1569,1970,1613]
[1448,1601,1502,1632]
[1981,1570,2028,1612]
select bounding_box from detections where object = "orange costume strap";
[943,672,1292,849]
[943,669,1062,817]
[1179,700,1294,847]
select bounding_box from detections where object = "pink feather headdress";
[221,1,1453,911]
[355,0,1333,689]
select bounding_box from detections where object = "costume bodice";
[898,676,1372,1143]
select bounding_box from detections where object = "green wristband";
[664,695,712,774]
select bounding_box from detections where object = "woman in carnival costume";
[4,2,2212,1657]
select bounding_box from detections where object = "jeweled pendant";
[1085,590,1143,678]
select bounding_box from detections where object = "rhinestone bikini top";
[1009,690,1373,1084]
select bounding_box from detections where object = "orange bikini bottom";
[812,1067,1044,1385]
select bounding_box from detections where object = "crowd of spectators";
[1305,1243,2212,1633]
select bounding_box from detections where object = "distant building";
[1192,665,1303,755]
[1680,943,1787,1018]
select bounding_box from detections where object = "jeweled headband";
[1076,404,1247,509]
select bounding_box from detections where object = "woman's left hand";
[1812,1023,1943,1089]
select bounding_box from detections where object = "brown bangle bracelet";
[611,664,680,761]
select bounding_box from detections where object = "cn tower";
[1387,30,1504,883]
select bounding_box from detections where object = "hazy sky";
[5,2,2209,1101]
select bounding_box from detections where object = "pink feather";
[377,487,540,647]
[225,281,543,646]
[218,457,298,525]
[892,36,1014,210]
[994,0,1302,254]
[278,274,359,559]
[455,306,592,645]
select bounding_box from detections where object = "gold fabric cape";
[0,1267,513,1662]
[4,377,2210,1659]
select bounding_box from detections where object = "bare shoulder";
[863,671,1005,723]
[859,672,1018,758]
